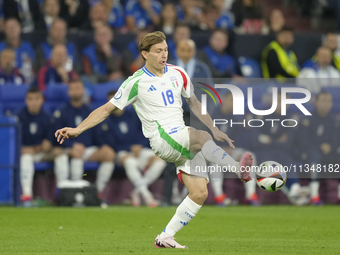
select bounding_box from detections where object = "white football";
[255,161,287,192]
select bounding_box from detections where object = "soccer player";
[55,31,253,249]
[17,87,69,206]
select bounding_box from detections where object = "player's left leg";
[87,145,115,197]
[189,128,253,183]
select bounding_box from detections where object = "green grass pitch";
[0,206,339,255]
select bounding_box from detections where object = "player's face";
[145,41,168,69]
[277,31,294,48]
[68,82,85,101]
[176,42,195,63]
[26,92,43,114]
[316,94,333,116]
[210,32,228,53]
[317,48,332,67]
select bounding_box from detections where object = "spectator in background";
[231,0,265,34]
[82,25,123,83]
[262,26,299,79]
[0,18,35,84]
[264,9,286,34]
[54,80,115,198]
[200,0,234,31]
[35,19,78,72]
[157,2,178,35]
[95,90,166,207]
[17,87,69,207]
[80,3,108,32]
[197,29,238,81]
[102,0,125,30]
[176,0,204,31]
[297,47,340,93]
[122,29,149,76]
[294,92,337,205]
[4,0,41,33]
[171,39,212,80]
[59,0,89,29]
[125,0,161,31]
[167,24,191,61]
[38,44,78,91]
[35,0,60,31]
[0,49,25,85]
[303,33,340,71]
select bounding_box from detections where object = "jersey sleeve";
[174,66,194,99]
[109,77,140,110]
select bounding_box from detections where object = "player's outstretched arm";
[187,95,235,148]
[55,102,117,144]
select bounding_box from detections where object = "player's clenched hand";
[212,128,235,149]
[55,127,80,144]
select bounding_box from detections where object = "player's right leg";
[155,171,207,249]
[20,147,35,206]
[155,151,208,249]
[189,128,253,183]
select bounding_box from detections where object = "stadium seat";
[91,82,121,109]
[0,85,28,116]
[0,116,19,204]
[43,85,69,114]
[238,57,262,78]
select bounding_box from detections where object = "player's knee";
[100,145,115,161]
[191,188,208,204]
[70,143,85,158]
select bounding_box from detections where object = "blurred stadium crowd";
[0,0,340,207]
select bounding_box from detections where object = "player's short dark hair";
[138,31,166,59]
[26,86,42,95]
